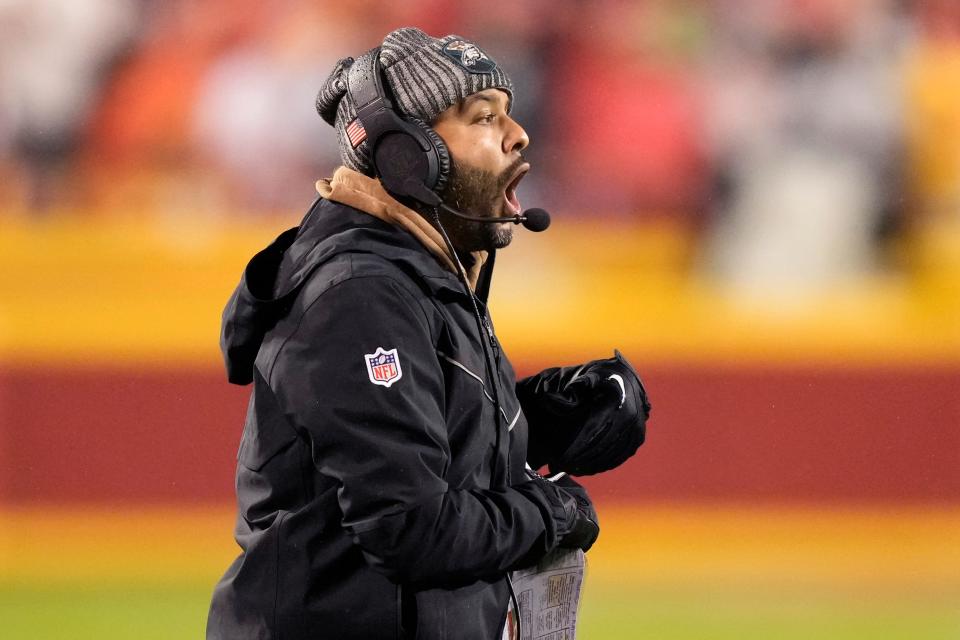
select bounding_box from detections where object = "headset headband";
[347,48,391,117]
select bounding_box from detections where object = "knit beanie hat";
[316,27,514,176]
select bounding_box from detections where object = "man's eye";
[476,112,496,124]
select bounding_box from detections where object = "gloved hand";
[524,469,599,552]
[552,474,599,551]
[517,350,651,476]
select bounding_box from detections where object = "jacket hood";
[220,198,484,385]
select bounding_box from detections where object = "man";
[207,27,650,640]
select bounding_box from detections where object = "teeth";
[503,167,526,215]
[504,186,520,214]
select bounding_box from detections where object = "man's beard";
[438,157,525,252]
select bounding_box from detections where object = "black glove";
[517,350,651,476]
[524,470,599,552]
[552,474,600,551]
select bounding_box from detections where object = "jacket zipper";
[482,314,500,360]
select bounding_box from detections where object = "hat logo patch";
[365,347,403,387]
[442,40,496,73]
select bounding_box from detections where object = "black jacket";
[207,198,575,640]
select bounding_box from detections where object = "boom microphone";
[438,203,551,232]
[519,208,550,232]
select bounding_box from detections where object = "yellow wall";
[1,214,958,369]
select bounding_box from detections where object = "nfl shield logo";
[364,347,403,388]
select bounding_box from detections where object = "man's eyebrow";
[459,92,506,112]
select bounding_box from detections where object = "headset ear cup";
[408,118,450,195]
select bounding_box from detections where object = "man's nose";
[504,117,529,154]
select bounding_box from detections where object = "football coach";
[207,27,651,640]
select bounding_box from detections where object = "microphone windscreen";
[521,208,551,232]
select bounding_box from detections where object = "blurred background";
[1,0,958,638]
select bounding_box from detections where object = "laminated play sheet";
[503,548,585,640]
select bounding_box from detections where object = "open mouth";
[502,163,530,216]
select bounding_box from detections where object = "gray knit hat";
[316,27,514,175]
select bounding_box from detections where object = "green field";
[2,581,958,639]
[3,505,957,638]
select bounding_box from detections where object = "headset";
[345,47,450,207]
[344,47,551,233]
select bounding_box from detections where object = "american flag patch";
[346,118,367,148]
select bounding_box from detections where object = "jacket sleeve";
[267,274,573,586]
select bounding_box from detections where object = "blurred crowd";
[1,0,959,290]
